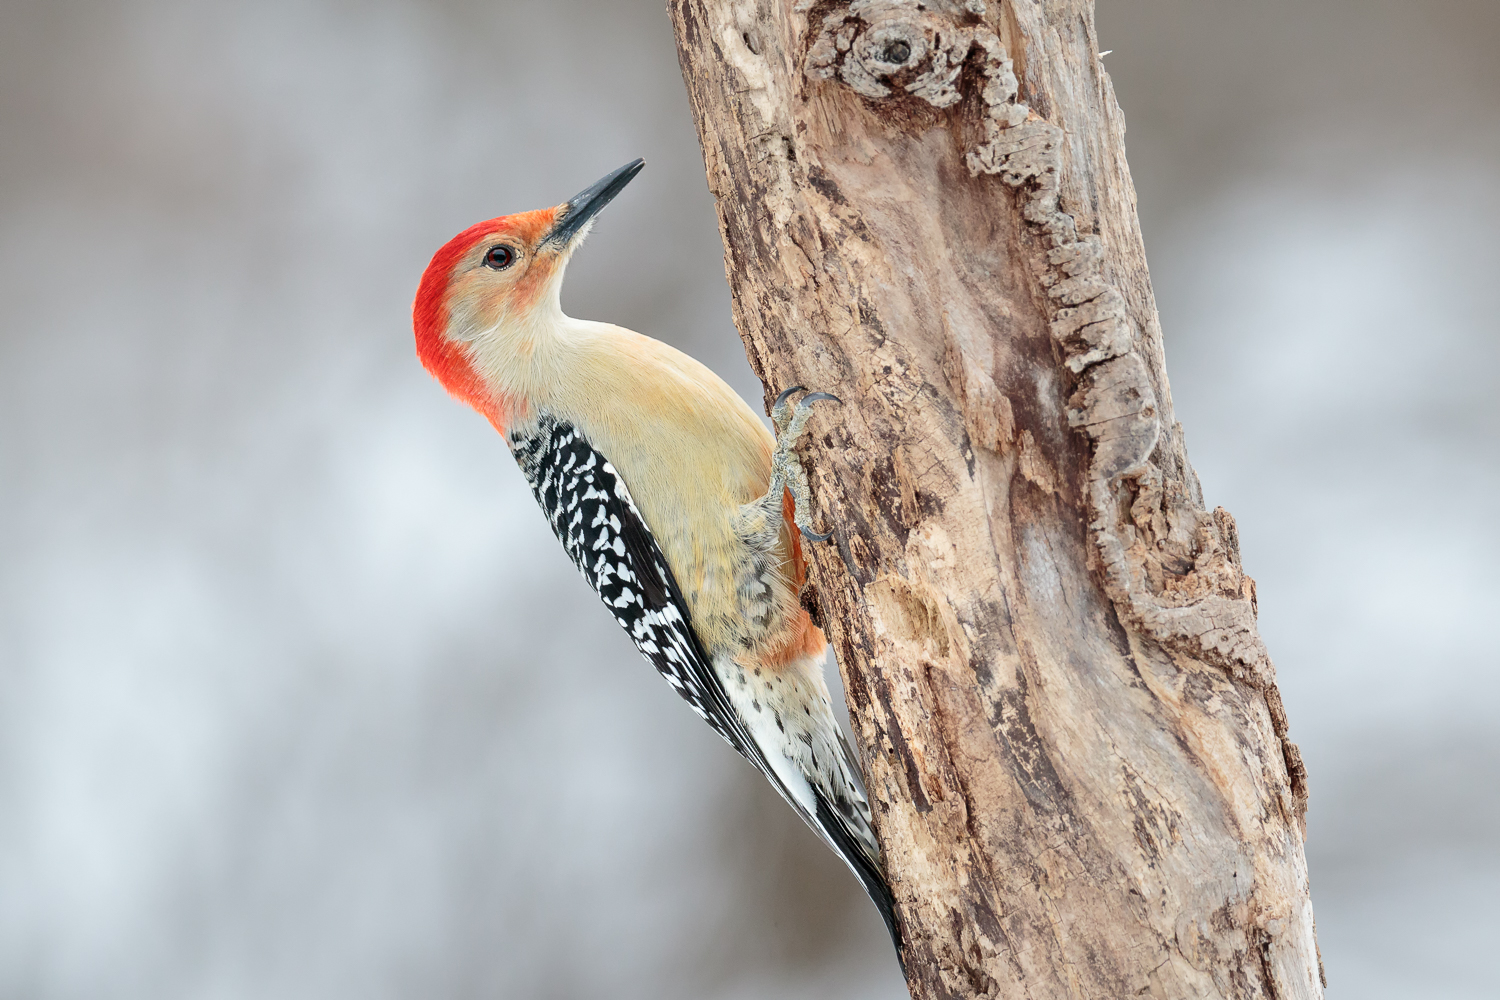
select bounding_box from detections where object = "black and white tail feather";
[509,412,902,957]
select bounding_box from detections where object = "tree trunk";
[667,1,1323,997]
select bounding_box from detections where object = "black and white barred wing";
[509,414,902,954]
[508,415,761,763]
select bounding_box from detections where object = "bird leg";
[740,387,840,548]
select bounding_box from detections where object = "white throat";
[462,272,581,413]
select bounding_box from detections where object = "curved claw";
[799,391,842,406]
[800,526,834,543]
[773,385,807,409]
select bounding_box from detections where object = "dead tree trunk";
[667,2,1322,997]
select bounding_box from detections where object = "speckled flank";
[719,651,878,856]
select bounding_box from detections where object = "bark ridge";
[670,1,1323,996]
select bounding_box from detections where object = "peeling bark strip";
[669,1,1323,997]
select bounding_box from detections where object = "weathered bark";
[667,1,1322,997]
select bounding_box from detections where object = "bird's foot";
[767,386,840,544]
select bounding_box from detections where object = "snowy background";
[1,1,1495,997]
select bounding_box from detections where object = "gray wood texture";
[667,1,1324,996]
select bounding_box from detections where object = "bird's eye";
[484,245,516,270]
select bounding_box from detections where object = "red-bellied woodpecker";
[412,160,900,955]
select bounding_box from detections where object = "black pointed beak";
[540,159,645,252]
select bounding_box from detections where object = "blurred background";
[1,0,1495,996]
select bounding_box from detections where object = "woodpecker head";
[413,159,644,429]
